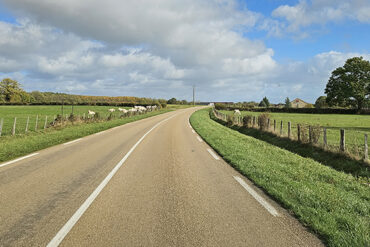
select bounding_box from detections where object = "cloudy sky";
[0,0,369,103]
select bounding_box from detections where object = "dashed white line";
[47,113,178,247]
[196,136,203,142]
[63,138,82,145]
[233,176,279,217]
[207,148,220,160]
[0,153,39,168]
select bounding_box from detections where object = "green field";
[0,105,135,136]
[221,110,370,157]
[190,109,370,247]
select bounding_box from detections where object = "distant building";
[208,103,214,106]
[291,98,309,108]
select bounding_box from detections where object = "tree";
[284,97,291,108]
[259,100,267,107]
[167,97,178,104]
[259,96,270,107]
[325,57,370,110]
[0,78,28,102]
[315,96,328,109]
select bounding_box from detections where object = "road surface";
[0,108,323,246]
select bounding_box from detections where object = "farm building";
[291,98,309,108]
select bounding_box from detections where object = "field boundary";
[211,108,369,179]
[0,108,174,163]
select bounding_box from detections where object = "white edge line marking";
[63,138,83,145]
[192,129,195,133]
[196,136,203,142]
[47,113,178,247]
[0,153,39,168]
[207,148,220,160]
[233,176,279,217]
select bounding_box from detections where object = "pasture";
[220,110,370,157]
[0,105,131,136]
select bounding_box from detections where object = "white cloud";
[272,0,370,33]
[0,0,369,103]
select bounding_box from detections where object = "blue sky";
[0,0,369,103]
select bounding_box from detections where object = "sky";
[0,0,369,103]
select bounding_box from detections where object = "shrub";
[298,124,309,143]
[226,115,234,127]
[310,125,321,144]
[258,113,270,131]
[243,115,253,127]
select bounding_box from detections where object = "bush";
[310,125,321,144]
[226,115,234,127]
[298,124,309,143]
[258,113,270,131]
[242,115,253,127]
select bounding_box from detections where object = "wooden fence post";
[274,120,276,132]
[280,121,283,135]
[267,118,270,130]
[83,113,86,120]
[309,126,313,143]
[0,118,3,137]
[12,117,17,136]
[288,121,291,138]
[253,116,256,127]
[340,129,345,151]
[25,116,29,133]
[323,128,327,148]
[364,134,368,161]
[297,124,301,142]
[44,116,48,129]
[35,115,38,131]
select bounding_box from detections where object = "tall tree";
[0,78,28,102]
[284,97,291,108]
[325,57,370,110]
[262,96,270,107]
[315,96,328,109]
[259,100,267,107]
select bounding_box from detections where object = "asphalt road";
[0,107,323,246]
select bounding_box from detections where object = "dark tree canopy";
[167,97,178,104]
[325,57,370,110]
[315,96,328,109]
[259,99,267,107]
[259,96,270,107]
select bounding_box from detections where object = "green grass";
[0,105,132,136]
[0,108,173,162]
[221,110,370,157]
[190,109,370,247]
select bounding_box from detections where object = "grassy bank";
[190,109,369,247]
[0,108,173,162]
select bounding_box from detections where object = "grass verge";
[190,109,369,247]
[0,108,172,162]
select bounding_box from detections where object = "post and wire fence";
[212,108,369,162]
[0,106,159,138]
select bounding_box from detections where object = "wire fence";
[0,108,158,137]
[213,108,369,162]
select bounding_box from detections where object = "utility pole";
[193,85,195,106]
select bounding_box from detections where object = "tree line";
[0,78,167,107]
